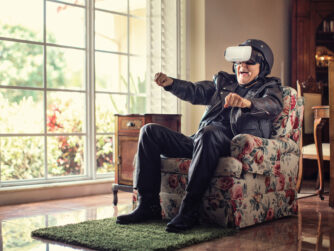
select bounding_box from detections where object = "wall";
[181,0,206,135]
[182,0,292,136]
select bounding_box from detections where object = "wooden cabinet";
[292,0,334,187]
[112,114,181,205]
[292,0,334,141]
[292,0,334,95]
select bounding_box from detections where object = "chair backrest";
[271,86,304,144]
[297,77,322,134]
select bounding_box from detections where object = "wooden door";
[329,61,334,207]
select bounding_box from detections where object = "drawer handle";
[126,121,136,128]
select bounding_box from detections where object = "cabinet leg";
[112,184,119,206]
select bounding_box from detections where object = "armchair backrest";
[271,86,304,144]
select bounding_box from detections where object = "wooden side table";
[112,114,181,205]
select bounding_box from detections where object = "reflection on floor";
[0,191,333,250]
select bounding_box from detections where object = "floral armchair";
[133,86,304,228]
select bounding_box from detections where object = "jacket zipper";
[230,107,238,136]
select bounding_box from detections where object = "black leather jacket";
[165,71,283,139]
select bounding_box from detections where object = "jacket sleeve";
[163,78,216,105]
[247,84,283,120]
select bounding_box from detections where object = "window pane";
[96,135,114,174]
[46,2,85,47]
[95,52,128,92]
[0,0,43,42]
[95,0,127,13]
[129,96,146,114]
[129,17,146,55]
[0,90,43,134]
[129,0,146,17]
[47,92,85,133]
[1,136,44,181]
[129,56,146,94]
[95,93,127,133]
[0,41,43,88]
[95,11,127,52]
[47,135,85,177]
[47,47,85,90]
[52,0,85,6]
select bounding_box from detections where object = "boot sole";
[165,224,192,233]
[116,215,162,225]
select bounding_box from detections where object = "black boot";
[165,198,200,232]
[116,196,162,224]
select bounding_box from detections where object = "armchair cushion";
[231,134,300,176]
[161,156,243,178]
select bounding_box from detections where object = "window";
[0,0,186,187]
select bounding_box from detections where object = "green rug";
[31,218,236,251]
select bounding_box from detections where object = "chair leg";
[296,156,303,193]
[314,118,326,200]
[112,184,119,206]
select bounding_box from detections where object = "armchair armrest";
[231,134,300,176]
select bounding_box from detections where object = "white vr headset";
[224,46,253,63]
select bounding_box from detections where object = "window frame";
[0,0,184,188]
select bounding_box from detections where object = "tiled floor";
[0,190,334,251]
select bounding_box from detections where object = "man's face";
[235,62,260,85]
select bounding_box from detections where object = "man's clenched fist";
[224,93,252,108]
[154,72,173,87]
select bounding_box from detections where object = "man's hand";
[224,93,252,108]
[154,72,173,87]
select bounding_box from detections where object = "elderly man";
[116,39,283,233]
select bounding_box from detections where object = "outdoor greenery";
[0,24,65,102]
[0,24,115,181]
[0,135,45,181]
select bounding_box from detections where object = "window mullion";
[176,0,181,114]
[43,0,48,181]
[127,0,130,113]
[86,0,96,180]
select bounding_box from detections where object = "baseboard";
[0,180,114,206]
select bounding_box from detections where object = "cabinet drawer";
[118,116,144,133]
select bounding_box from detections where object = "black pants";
[134,123,234,202]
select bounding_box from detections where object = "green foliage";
[0,136,44,181]
[0,23,148,181]
[0,23,66,102]
[0,24,114,180]
[0,91,115,180]
[0,92,43,133]
[47,135,84,177]
[96,136,114,173]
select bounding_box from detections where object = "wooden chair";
[296,77,330,199]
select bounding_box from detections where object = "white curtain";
[146,0,187,114]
